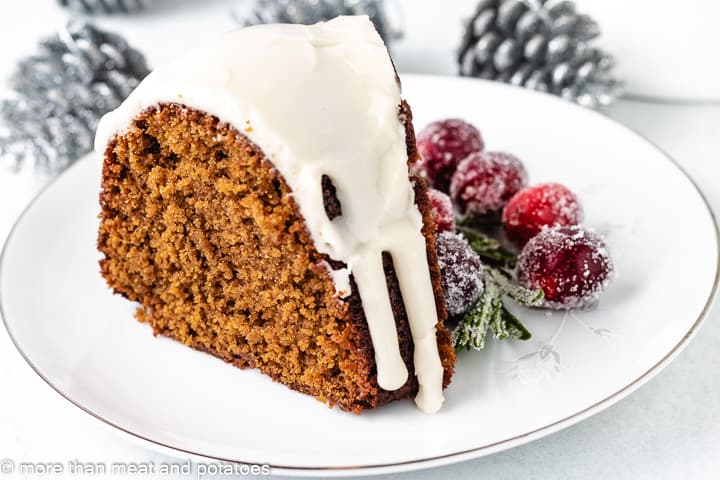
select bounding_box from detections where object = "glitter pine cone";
[233,0,401,44]
[0,21,150,174]
[57,0,150,14]
[458,0,623,108]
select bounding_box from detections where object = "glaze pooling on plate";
[94,16,444,413]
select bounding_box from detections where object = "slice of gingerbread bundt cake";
[95,16,455,413]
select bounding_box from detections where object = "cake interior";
[98,103,454,413]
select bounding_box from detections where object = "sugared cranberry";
[428,188,456,233]
[414,119,484,192]
[503,183,583,246]
[450,151,528,216]
[435,231,484,316]
[517,226,613,310]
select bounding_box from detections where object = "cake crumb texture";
[98,103,454,413]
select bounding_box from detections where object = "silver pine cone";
[458,0,622,108]
[57,0,149,14]
[233,0,401,44]
[0,21,150,174]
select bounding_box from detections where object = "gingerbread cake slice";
[95,15,455,413]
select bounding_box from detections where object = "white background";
[0,1,719,479]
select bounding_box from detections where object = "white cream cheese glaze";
[95,16,445,413]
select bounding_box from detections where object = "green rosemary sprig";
[451,225,541,351]
[451,276,499,350]
[456,225,517,269]
[486,268,544,306]
[457,214,502,229]
[499,304,532,340]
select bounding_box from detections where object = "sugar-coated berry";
[414,119,484,192]
[503,183,583,246]
[428,188,456,233]
[450,151,528,216]
[517,226,613,310]
[435,231,485,316]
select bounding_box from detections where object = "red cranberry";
[414,119,484,192]
[450,151,528,216]
[435,231,484,316]
[428,188,456,233]
[503,183,583,246]
[517,226,613,310]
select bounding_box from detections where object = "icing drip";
[94,16,445,413]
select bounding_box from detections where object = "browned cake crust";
[98,102,455,413]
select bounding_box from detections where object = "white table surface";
[1,1,719,479]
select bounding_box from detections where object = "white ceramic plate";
[1,75,718,477]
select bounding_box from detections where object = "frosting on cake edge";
[94,16,445,413]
